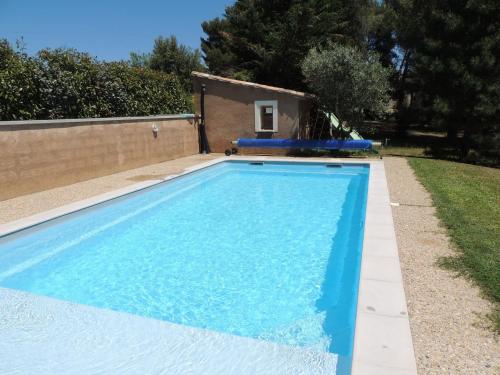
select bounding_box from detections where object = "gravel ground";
[384,157,499,374]
[0,154,219,224]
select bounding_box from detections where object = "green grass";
[408,158,500,331]
[378,146,427,158]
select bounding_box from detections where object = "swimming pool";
[0,161,369,372]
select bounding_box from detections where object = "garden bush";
[0,40,192,120]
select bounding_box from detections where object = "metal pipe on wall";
[199,84,210,154]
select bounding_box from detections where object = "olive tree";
[302,44,390,137]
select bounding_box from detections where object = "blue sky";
[0,0,234,61]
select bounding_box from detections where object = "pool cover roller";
[234,138,372,150]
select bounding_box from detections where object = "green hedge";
[0,41,192,120]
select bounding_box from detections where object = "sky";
[0,0,234,61]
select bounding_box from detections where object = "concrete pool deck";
[1,155,417,374]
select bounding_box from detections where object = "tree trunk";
[395,49,412,135]
[460,127,472,159]
[447,126,458,140]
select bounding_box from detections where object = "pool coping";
[0,156,417,374]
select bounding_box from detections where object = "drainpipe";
[199,84,210,154]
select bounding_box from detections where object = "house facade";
[192,72,315,154]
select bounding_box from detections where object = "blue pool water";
[0,161,369,370]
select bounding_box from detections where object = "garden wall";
[0,115,199,200]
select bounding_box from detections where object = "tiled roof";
[192,71,315,99]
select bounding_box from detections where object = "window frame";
[254,100,278,133]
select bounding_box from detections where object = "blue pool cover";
[236,138,372,150]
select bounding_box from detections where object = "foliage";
[409,157,500,332]
[412,0,499,154]
[132,35,205,92]
[366,1,397,69]
[201,0,370,90]
[0,41,41,119]
[302,44,390,134]
[0,40,192,120]
[129,51,151,68]
[386,0,500,160]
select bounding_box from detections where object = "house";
[192,72,315,154]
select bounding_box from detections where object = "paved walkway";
[384,157,499,374]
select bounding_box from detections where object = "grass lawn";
[408,158,500,331]
[378,146,427,158]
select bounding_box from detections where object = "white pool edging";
[351,161,417,374]
[0,156,417,374]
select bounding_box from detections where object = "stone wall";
[0,115,199,200]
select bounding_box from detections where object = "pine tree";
[130,35,205,92]
[410,0,500,157]
[201,0,370,90]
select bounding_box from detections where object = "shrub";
[0,40,45,120]
[0,40,192,120]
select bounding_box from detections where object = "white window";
[255,100,278,132]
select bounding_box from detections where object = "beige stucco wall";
[0,115,199,201]
[193,77,312,154]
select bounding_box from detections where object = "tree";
[367,1,397,69]
[201,0,370,90]
[129,52,151,68]
[302,44,390,136]
[386,0,500,160]
[412,0,500,158]
[145,35,205,91]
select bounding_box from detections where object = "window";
[255,100,278,132]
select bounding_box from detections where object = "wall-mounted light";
[152,123,159,138]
